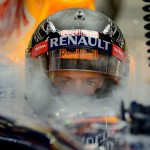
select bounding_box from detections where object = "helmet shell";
[25,8,130,96]
[29,8,126,52]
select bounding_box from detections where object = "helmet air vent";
[74,10,85,20]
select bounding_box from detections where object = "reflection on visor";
[60,48,99,60]
[32,46,126,82]
[49,48,107,73]
[44,48,124,78]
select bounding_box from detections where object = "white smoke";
[25,61,128,122]
[116,0,150,106]
[0,54,26,118]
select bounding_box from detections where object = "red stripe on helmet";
[112,43,126,62]
[31,40,48,58]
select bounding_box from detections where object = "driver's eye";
[85,80,96,86]
[60,80,72,87]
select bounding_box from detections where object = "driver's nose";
[71,80,86,95]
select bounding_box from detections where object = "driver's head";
[26,8,129,98]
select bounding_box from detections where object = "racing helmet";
[25,8,130,98]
